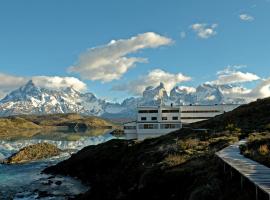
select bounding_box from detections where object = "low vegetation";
[240,132,270,167]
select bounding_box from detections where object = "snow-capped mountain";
[0,80,247,118]
[0,80,110,117]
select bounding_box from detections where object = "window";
[138,124,159,129]
[172,116,178,120]
[141,117,147,121]
[151,117,157,121]
[162,110,179,113]
[124,126,136,130]
[162,117,167,120]
[160,124,181,129]
[138,110,158,113]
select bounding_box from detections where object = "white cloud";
[239,14,254,22]
[0,73,87,98]
[32,76,87,91]
[190,23,218,39]
[221,79,270,102]
[211,66,260,85]
[0,73,28,98]
[175,86,196,94]
[112,69,191,95]
[209,66,270,102]
[68,32,173,82]
[247,78,270,99]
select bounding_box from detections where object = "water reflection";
[0,129,116,199]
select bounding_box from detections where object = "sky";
[1,0,270,102]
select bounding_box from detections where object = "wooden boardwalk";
[216,141,270,199]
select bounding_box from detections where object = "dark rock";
[55,180,62,185]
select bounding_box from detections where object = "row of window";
[140,116,179,121]
[161,110,179,113]
[124,126,136,130]
[181,110,221,113]
[181,117,211,119]
[139,110,223,114]
[138,110,158,113]
[138,123,181,129]
[138,109,179,113]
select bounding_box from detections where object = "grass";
[240,132,270,167]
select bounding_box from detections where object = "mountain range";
[0,80,247,118]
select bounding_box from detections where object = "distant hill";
[0,113,117,140]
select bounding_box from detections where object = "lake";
[0,129,116,199]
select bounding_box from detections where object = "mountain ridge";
[0,80,247,118]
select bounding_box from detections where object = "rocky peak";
[143,82,168,101]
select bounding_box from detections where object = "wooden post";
[241,175,243,190]
[230,167,233,179]
[255,186,258,200]
[224,163,226,173]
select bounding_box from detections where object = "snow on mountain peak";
[0,81,247,118]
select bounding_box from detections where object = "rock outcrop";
[3,143,61,164]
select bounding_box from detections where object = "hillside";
[44,98,270,200]
[192,97,270,132]
[0,117,41,139]
[20,113,116,128]
[0,113,117,140]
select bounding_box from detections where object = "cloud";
[208,66,270,102]
[68,32,173,82]
[221,79,270,102]
[0,73,28,98]
[112,69,191,95]
[174,86,196,94]
[211,66,260,85]
[247,78,270,99]
[32,76,87,91]
[0,73,87,98]
[190,23,218,39]
[239,14,254,22]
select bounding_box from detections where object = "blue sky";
[1,0,270,102]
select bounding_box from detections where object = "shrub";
[258,144,269,156]
[225,123,241,134]
[164,154,187,167]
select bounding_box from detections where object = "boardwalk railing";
[216,141,270,200]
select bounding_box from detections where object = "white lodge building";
[124,104,240,140]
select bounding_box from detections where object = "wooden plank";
[216,141,270,196]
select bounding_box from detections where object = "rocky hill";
[43,97,270,200]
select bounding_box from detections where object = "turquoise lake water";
[0,130,115,199]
